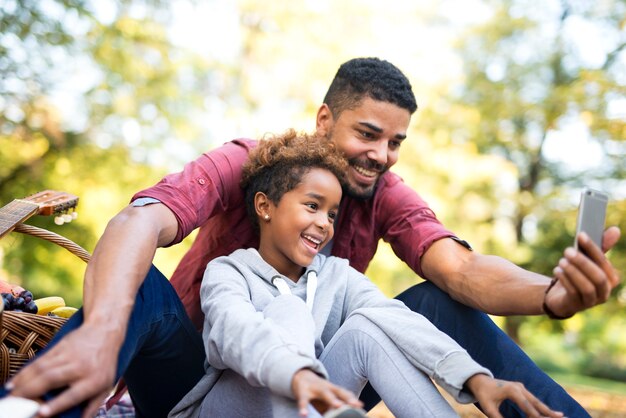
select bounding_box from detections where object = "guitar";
[0,191,79,239]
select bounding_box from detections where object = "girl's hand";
[466,374,564,418]
[291,368,363,417]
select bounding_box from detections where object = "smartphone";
[574,188,608,251]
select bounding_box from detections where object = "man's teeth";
[354,165,377,177]
[303,234,322,245]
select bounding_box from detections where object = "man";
[8,58,621,417]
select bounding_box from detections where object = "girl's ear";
[254,192,272,221]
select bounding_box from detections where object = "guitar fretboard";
[0,200,38,238]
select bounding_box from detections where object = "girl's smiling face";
[257,168,342,281]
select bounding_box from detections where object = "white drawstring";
[271,270,317,312]
[272,275,292,295]
[305,270,317,312]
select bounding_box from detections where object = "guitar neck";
[0,191,78,239]
[0,200,39,239]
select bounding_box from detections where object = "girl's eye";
[328,211,337,222]
[305,202,318,210]
[360,131,374,139]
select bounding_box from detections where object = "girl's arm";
[201,261,325,399]
[341,267,564,416]
[340,266,490,403]
[202,259,363,414]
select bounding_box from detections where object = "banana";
[34,296,66,315]
[49,306,78,318]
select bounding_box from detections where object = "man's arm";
[9,203,178,418]
[82,203,178,332]
[421,227,621,317]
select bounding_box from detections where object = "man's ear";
[254,192,272,220]
[315,103,334,137]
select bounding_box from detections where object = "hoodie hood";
[231,248,324,285]
[231,248,323,311]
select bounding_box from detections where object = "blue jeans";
[360,281,590,417]
[3,270,589,417]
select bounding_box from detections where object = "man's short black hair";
[323,57,418,117]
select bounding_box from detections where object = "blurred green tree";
[0,0,213,307]
[407,0,626,379]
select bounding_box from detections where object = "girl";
[170,131,563,418]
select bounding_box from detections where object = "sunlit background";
[1,0,625,414]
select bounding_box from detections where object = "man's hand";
[291,368,362,417]
[466,374,563,418]
[7,323,120,418]
[546,226,621,318]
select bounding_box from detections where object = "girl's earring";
[264,214,270,221]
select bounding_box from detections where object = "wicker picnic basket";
[0,222,91,384]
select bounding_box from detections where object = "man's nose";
[366,141,388,165]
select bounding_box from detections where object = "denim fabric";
[359,281,590,418]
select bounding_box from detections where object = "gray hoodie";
[169,249,491,417]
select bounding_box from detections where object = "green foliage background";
[1,0,624,383]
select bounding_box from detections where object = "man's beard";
[343,182,376,200]
[325,128,387,200]
[342,157,387,200]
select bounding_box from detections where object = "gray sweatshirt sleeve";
[342,267,492,404]
[200,259,327,398]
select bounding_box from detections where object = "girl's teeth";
[303,234,321,244]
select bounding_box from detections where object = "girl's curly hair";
[240,129,348,230]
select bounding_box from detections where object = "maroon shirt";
[133,139,455,329]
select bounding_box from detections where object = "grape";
[14,296,26,310]
[20,290,33,304]
[24,300,38,314]
[1,293,10,311]
[1,290,37,312]
[4,293,16,309]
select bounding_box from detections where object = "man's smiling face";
[317,97,411,199]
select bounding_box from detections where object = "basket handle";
[13,224,91,263]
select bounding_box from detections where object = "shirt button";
[197,178,206,185]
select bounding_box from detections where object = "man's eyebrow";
[358,122,406,140]
[358,121,383,133]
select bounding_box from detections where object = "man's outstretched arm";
[8,203,178,418]
[421,227,621,317]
